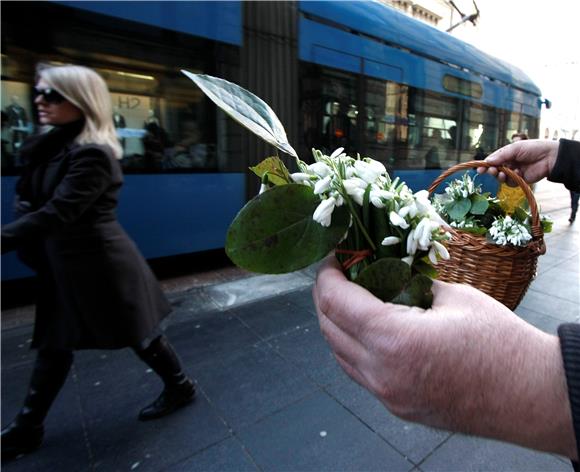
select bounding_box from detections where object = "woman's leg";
[133,335,195,421]
[1,349,73,460]
[570,191,579,222]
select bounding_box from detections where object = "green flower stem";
[343,192,377,252]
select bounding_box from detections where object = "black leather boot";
[134,336,195,421]
[1,349,73,461]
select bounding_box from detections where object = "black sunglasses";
[33,87,66,104]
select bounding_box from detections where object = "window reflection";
[1,2,235,174]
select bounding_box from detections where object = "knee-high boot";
[134,335,195,421]
[1,349,73,461]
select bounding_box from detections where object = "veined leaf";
[249,156,292,186]
[470,194,489,215]
[226,184,349,273]
[181,71,298,159]
[446,198,471,220]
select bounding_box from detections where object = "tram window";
[364,79,409,167]
[403,89,459,170]
[462,103,499,161]
[504,111,522,146]
[1,1,242,175]
[300,65,359,158]
[320,70,359,155]
[442,75,483,99]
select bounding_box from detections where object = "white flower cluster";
[445,173,481,199]
[291,148,450,266]
[488,216,532,246]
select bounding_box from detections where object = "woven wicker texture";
[428,161,546,310]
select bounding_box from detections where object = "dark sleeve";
[558,323,580,464]
[1,148,112,252]
[549,139,580,192]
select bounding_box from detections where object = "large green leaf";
[470,194,489,215]
[181,71,298,159]
[249,156,292,186]
[226,184,349,273]
[392,274,433,309]
[355,258,410,302]
[446,197,471,220]
[355,258,433,308]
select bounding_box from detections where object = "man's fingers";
[314,256,395,342]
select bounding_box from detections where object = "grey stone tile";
[420,434,572,472]
[1,365,90,472]
[327,379,451,465]
[193,342,318,430]
[515,305,565,335]
[529,269,579,305]
[268,320,350,387]
[84,385,229,472]
[274,286,317,316]
[519,289,579,323]
[230,296,314,341]
[166,311,261,368]
[237,391,413,472]
[168,437,259,472]
[1,325,35,370]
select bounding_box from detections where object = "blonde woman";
[1,64,195,460]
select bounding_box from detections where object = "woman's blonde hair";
[38,64,123,159]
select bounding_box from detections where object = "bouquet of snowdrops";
[183,71,450,308]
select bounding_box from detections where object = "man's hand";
[477,139,559,185]
[313,256,576,459]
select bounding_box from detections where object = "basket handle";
[427,161,543,239]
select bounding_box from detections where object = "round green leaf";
[392,274,433,309]
[355,258,411,302]
[470,194,489,215]
[226,184,349,273]
[446,198,471,220]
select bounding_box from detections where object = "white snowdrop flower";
[342,178,367,205]
[259,183,268,195]
[291,172,312,184]
[369,189,392,208]
[342,177,367,191]
[428,246,438,265]
[390,211,410,229]
[432,240,450,260]
[406,229,418,255]
[414,190,434,215]
[345,166,356,179]
[314,175,332,195]
[354,159,385,183]
[308,162,332,178]
[313,197,336,227]
[350,188,366,206]
[330,147,345,159]
[415,218,433,250]
[401,256,414,266]
[381,236,401,246]
[333,193,345,207]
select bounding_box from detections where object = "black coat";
[1,122,171,350]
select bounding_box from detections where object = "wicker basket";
[428,161,546,310]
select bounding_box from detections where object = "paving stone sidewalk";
[1,180,578,471]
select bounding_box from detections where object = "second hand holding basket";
[428,161,546,311]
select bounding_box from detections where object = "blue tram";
[1,1,545,281]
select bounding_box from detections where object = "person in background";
[313,138,580,465]
[1,64,196,461]
[511,132,529,142]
